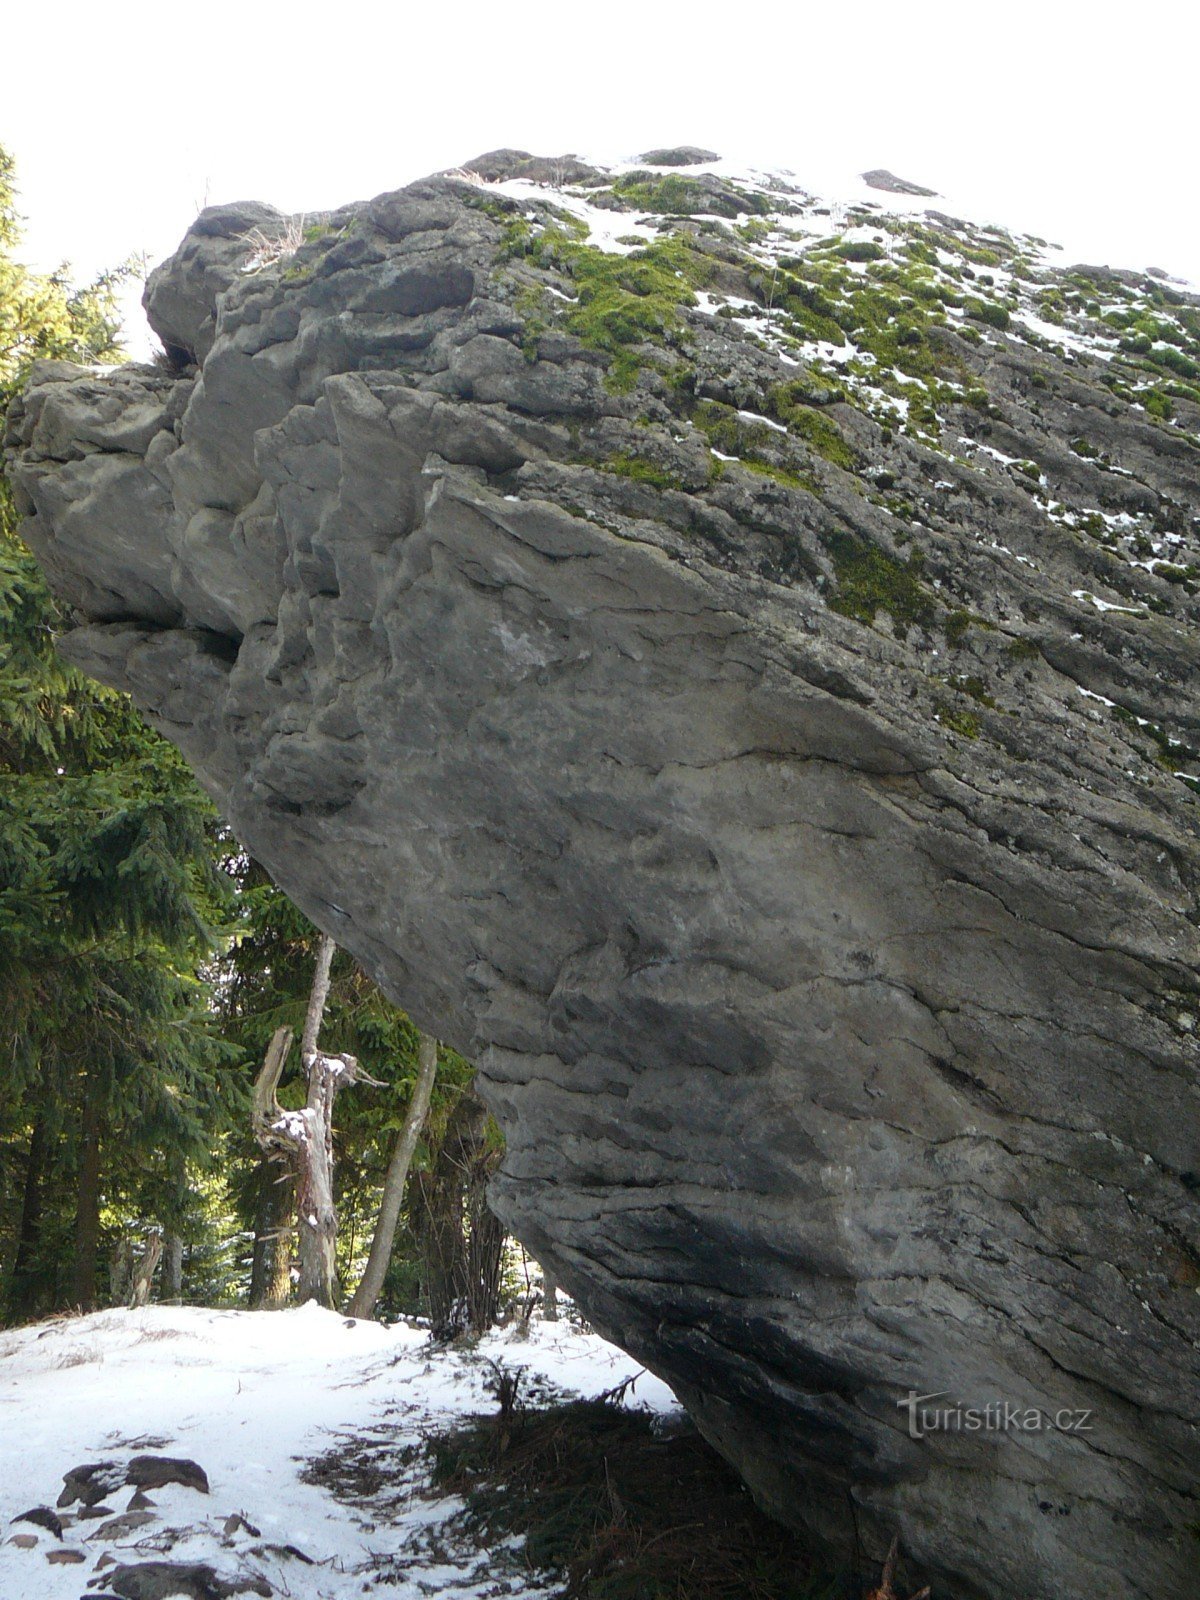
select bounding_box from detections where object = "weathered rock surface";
[12,1507,63,1539]
[57,1461,125,1508]
[7,155,1200,1600]
[640,145,723,167]
[125,1455,210,1494]
[861,168,938,197]
[104,1561,272,1600]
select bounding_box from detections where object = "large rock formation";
[6,152,1199,1600]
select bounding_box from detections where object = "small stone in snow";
[58,1461,125,1507]
[249,1541,314,1565]
[126,1455,210,1494]
[13,1505,63,1538]
[89,1511,157,1541]
[104,1560,272,1599]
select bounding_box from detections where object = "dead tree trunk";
[251,936,370,1309]
[110,1236,134,1307]
[128,1232,163,1307]
[295,932,340,1306]
[348,1030,439,1320]
[301,933,336,1061]
[294,1048,358,1306]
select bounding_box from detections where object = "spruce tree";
[0,144,240,1318]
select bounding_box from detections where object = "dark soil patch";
[426,1389,841,1600]
[300,1433,405,1503]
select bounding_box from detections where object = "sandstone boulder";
[7,157,1199,1600]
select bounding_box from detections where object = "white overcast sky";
[5,0,1198,344]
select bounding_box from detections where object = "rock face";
[6,154,1200,1600]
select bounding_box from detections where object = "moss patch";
[1004,637,1041,662]
[609,171,775,219]
[509,228,712,391]
[835,239,886,263]
[604,452,684,491]
[691,401,821,491]
[825,531,937,632]
[944,609,972,645]
[965,297,1011,330]
[934,701,982,738]
[766,384,858,470]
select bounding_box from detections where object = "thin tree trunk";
[265,1172,295,1307]
[128,1233,163,1307]
[9,1113,47,1317]
[249,1158,294,1309]
[161,1233,184,1301]
[248,1162,272,1309]
[465,1166,505,1333]
[72,1073,103,1312]
[417,1086,503,1338]
[349,1031,438,1320]
[110,1237,134,1307]
[543,1269,559,1321]
[295,934,352,1308]
[295,1050,347,1307]
[301,934,337,1060]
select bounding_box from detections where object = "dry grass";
[238,217,312,273]
[54,1343,103,1368]
[442,166,489,187]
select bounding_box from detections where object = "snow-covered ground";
[0,1304,678,1599]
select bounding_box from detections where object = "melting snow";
[490,180,657,256]
[0,1303,676,1599]
[1071,589,1146,615]
[736,409,787,433]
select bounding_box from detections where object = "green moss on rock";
[604,452,684,491]
[825,531,937,632]
[767,385,858,470]
[511,228,713,391]
[609,172,774,220]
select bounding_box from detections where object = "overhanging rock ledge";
[5,154,1199,1600]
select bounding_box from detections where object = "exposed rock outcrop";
[861,168,938,197]
[6,154,1199,1600]
[639,145,723,167]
